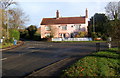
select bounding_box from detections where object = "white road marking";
[0,58,7,61]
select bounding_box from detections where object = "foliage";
[9,29,20,42]
[0,42,13,49]
[19,25,41,40]
[33,33,41,41]
[108,20,120,41]
[27,25,37,39]
[75,32,87,38]
[91,32,98,39]
[62,48,120,77]
[88,13,109,40]
[19,29,29,39]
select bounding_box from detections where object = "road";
[2,41,108,77]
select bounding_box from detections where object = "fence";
[52,38,92,41]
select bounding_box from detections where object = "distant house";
[40,9,88,38]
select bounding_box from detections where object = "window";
[45,33,50,37]
[45,26,51,31]
[62,26,67,30]
[75,25,80,30]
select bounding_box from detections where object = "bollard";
[96,43,100,52]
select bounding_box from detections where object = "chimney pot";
[56,10,59,18]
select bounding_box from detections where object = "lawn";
[0,42,13,49]
[61,48,120,77]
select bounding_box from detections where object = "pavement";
[1,41,108,77]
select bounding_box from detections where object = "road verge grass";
[61,48,120,77]
[0,42,13,49]
[51,41,106,43]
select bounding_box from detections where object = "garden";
[61,48,120,77]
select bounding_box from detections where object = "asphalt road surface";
[2,41,108,77]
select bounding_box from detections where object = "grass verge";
[51,41,106,43]
[0,42,13,49]
[61,48,120,77]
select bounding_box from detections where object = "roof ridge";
[43,16,86,19]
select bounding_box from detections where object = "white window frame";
[45,26,51,31]
[62,25,67,30]
[75,25,80,30]
[45,33,51,37]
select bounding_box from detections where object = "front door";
[62,33,66,38]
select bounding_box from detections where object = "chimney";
[85,8,88,18]
[56,10,59,18]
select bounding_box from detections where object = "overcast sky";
[13,0,119,27]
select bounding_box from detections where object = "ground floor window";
[45,33,50,37]
[59,33,70,38]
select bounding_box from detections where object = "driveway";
[2,41,108,77]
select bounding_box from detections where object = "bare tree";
[8,8,29,29]
[0,0,16,9]
[105,2,119,20]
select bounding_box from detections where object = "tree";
[0,0,16,9]
[27,25,37,39]
[8,8,29,29]
[88,13,109,40]
[0,0,16,40]
[105,2,120,51]
[105,2,119,20]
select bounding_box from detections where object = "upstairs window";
[62,26,67,30]
[75,25,80,30]
[45,26,51,31]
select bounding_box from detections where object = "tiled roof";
[41,16,86,25]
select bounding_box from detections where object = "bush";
[91,32,98,39]
[33,33,41,41]
[9,29,20,42]
[101,34,108,41]
[75,32,87,38]
[19,29,30,39]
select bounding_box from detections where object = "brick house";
[40,9,88,38]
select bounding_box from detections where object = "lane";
[2,41,108,76]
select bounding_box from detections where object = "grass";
[0,42,13,49]
[51,41,106,43]
[61,48,120,77]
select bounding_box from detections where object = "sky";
[13,0,119,27]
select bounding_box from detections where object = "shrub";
[75,32,87,38]
[9,29,20,42]
[33,33,41,41]
[101,34,108,41]
[27,25,37,39]
[19,29,30,39]
[91,32,98,39]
